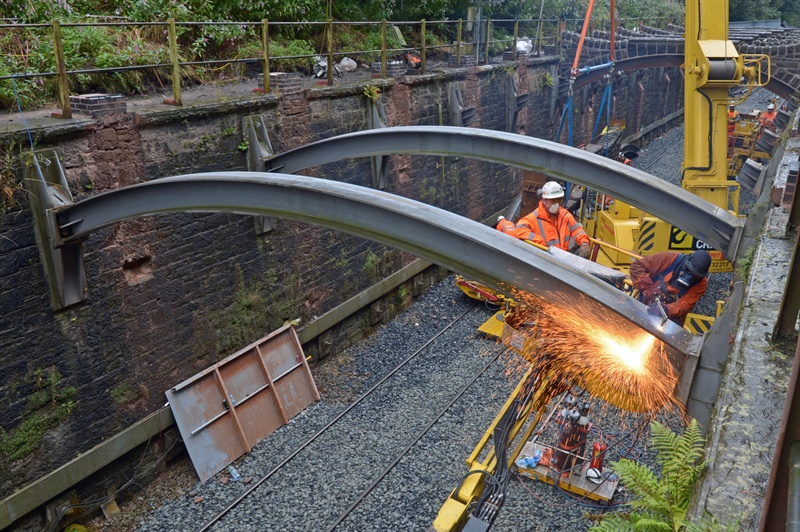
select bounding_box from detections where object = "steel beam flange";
[23,148,86,310]
[52,171,697,362]
[244,115,276,234]
[367,98,389,189]
[264,126,745,261]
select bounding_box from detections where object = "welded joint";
[244,115,276,234]
[23,148,86,310]
[367,99,390,189]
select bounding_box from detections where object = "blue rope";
[591,81,613,140]
[555,96,572,145]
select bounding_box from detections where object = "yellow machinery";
[727,110,775,179]
[438,3,775,530]
[580,0,770,275]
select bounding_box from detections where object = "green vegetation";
[0,141,25,209]
[110,381,147,405]
[0,0,692,112]
[735,245,756,279]
[214,265,270,355]
[363,85,381,102]
[0,367,76,461]
[589,419,736,531]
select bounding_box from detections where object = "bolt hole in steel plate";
[166,324,319,482]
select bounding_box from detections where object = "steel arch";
[263,126,744,260]
[53,172,697,365]
[563,54,798,103]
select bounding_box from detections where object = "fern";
[588,419,730,532]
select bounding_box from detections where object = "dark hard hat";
[686,250,712,277]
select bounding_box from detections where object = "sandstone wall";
[0,55,683,510]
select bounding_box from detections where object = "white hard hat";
[541,181,565,199]
[767,103,775,110]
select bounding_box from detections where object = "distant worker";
[618,152,633,166]
[629,250,711,326]
[496,181,591,258]
[727,104,740,147]
[759,103,778,132]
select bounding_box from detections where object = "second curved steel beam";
[264,126,744,260]
[52,172,698,368]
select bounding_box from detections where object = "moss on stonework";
[0,367,76,462]
[111,382,148,405]
[214,266,270,356]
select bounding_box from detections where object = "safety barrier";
[0,15,678,117]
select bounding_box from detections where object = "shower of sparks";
[502,288,684,414]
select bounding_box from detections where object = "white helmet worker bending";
[495,179,590,257]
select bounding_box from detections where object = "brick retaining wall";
[0,54,683,528]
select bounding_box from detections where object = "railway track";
[180,292,517,531]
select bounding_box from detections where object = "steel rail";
[51,172,697,364]
[324,350,502,532]
[263,126,744,261]
[196,303,479,531]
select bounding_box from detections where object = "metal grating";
[166,324,319,482]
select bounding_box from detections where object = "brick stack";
[69,93,126,117]
[370,60,407,78]
[256,72,305,94]
[785,159,799,207]
[447,55,477,67]
[502,51,528,61]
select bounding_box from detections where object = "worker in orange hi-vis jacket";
[629,250,711,326]
[496,181,591,258]
[727,104,740,147]
[759,103,778,132]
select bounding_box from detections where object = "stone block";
[446,55,477,68]
[369,60,407,78]
[69,93,126,117]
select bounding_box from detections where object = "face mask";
[675,267,695,288]
[547,202,560,214]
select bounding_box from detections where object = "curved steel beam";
[53,172,696,363]
[563,54,797,103]
[264,126,744,260]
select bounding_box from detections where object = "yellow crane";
[436,2,773,530]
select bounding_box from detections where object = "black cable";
[45,433,181,532]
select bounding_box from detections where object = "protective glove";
[578,243,591,259]
[642,285,662,304]
[646,302,662,316]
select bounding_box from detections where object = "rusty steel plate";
[166,324,319,482]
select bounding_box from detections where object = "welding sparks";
[594,328,655,373]
[503,289,682,414]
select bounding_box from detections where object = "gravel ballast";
[112,278,678,532]
[87,91,777,531]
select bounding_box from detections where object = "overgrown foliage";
[589,420,736,531]
[0,367,77,462]
[0,0,793,111]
